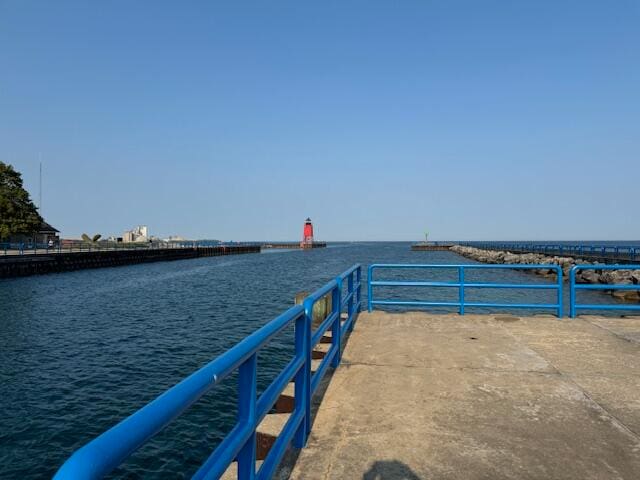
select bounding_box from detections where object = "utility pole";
[38,155,43,214]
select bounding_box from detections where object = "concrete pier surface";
[289,311,640,479]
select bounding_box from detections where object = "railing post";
[237,353,257,480]
[556,267,563,318]
[332,280,342,368]
[293,310,310,448]
[367,265,374,312]
[356,266,362,313]
[569,266,577,318]
[302,298,313,438]
[458,266,465,315]
[347,271,355,331]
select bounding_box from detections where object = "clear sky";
[1,1,638,241]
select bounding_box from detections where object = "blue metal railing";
[460,242,640,263]
[54,264,362,479]
[569,265,640,318]
[368,264,563,317]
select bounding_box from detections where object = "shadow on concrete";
[363,460,422,480]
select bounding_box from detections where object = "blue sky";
[1,1,638,241]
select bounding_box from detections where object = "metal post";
[557,267,563,318]
[331,281,342,368]
[367,265,374,312]
[302,298,313,437]
[347,272,354,331]
[569,267,576,318]
[237,354,257,480]
[459,267,465,315]
[356,266,362,313]
[293,312,309,448]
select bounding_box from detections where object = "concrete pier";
[288,311,640,479]
[261,242,327,250]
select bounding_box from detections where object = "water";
[0,242,627,478]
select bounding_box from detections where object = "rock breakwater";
[450,245,640,302]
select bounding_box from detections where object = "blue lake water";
[0,242,629,478]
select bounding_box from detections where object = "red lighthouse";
[301,217,314,249]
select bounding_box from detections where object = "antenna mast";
[39,160,42,213]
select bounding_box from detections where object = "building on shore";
[6,220,60,246]
[123,225,148,243]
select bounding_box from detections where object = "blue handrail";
[54,264,362,479]
[368,264,563,317]
[569,265,640,318]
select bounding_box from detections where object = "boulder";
[577,270,600,284]
[612,290,640,302]
[600,270,633,285]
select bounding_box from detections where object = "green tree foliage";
[0,161,42,240]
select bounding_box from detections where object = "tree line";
[0,161,42,240]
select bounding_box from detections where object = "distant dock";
[0,245,260,278]
[261,242,327,250]
[411,242,453,251]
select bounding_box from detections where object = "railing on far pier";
[569,265,640,318]
[460,242,640,264]
[368,264,563,317]
[54,265,362,480]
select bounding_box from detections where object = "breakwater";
[0,245,260,278]
[460,242,640,264]
[261,242,327,249]
[451,245,640,302]
[411,243,454,251]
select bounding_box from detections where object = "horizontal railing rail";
[569,265,640,318]
[368,264,563,317]
[460,242,640,263]
[54,264,362,479]
[0,241,262,256]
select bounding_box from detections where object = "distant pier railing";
[54,265,362,480]
[569,265,640,318]
[459,242,640,264]
[0,240,204,256]
[368,263,563,317]
[0,245,260,278]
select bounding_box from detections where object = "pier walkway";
[289,311,640,479]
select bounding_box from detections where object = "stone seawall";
[0,245,260,279]
[450,245,640,302]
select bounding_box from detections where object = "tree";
[0,161,42,240]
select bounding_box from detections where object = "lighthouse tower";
[300,218,314,249]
